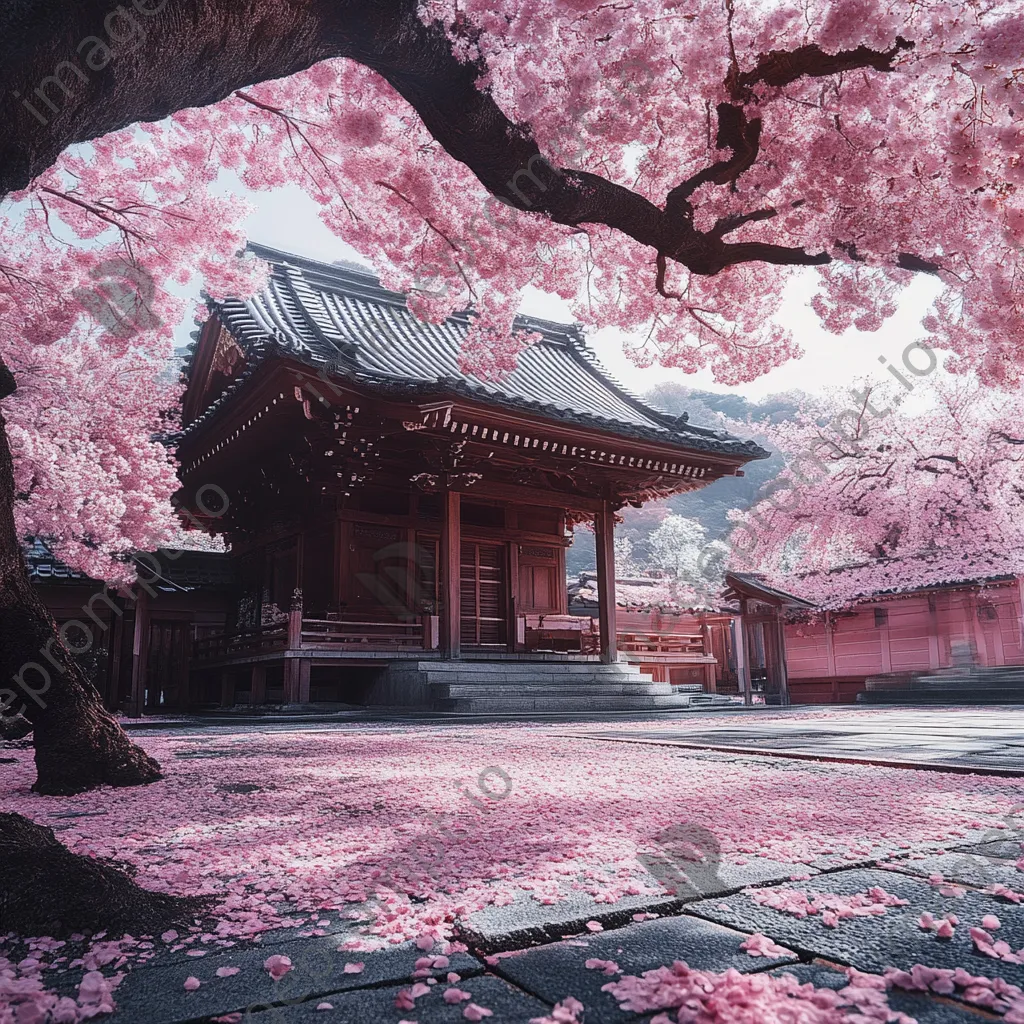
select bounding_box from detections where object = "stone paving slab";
[246,972,553,1023]
[461,858,817,953]
[492,913,797,1023]
[100,935,482,1024]
[578,708,1024,773]
[687,867,1024,987]
[953,839,1024,860]
[461,890,684,954]
[773,963,995,1023]
[888,851,1024,892]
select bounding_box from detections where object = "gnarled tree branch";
[0,1,932,280]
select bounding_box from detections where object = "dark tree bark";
[0,812,203,936]
[0,0,937,277]
[0,361,162,795]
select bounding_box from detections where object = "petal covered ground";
[2,717,1023,1021]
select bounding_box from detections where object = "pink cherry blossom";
[584,958,621,975]
[531,996,585,1024]
[739,933,791,958]
[262,954,293,981]
[183,977,200,992]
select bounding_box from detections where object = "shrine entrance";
[724,572,815,706]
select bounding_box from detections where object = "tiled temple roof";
[185,244,767,461]
[26,538,234,591]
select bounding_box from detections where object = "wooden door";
[145,620,190,709]
[460,542,507,647]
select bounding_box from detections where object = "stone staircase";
[408,660,703,713]
[858,664,1024,704]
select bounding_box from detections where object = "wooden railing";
[522,614,599,655]
[193,621,288,661]
[192,592,440,662]
[521,616,709,659]
[618,632,706,655]
[301,617,437,649]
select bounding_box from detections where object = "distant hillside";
[566,384,803,575]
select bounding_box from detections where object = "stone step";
[435,693,695,712]
[859,688,1024,704]
[371,658,714,713]
[859,664,1024,704]
[419,661,650,672]
[420,671,653,685]
[429,682,675,699]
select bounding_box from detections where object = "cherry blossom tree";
[648,514,713,585]
[0,149,264,793]
[3,1,1024,377]
[741,377,1024,606]
[0,0,1022,794]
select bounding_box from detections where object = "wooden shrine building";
[175,246,767,708]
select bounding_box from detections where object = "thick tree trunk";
[1,812,203,937]
[0,362,161,795]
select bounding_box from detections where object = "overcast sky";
[198,181,946,406]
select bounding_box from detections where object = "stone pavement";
[23,819,1021,1022]
[573,706,1024,774]
[16,709,1024,1022]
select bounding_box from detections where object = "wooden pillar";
[128,592,149,717]
[701,621,717,693]
[509,540,521,651]
[109,597,126,707]
[878,606,893,674]
[970,589,988,665]
[284,587,307,703]
[251,663,267,704]
[440,489,461,658]
[283,657,311,703]
[774,613,791,707]
[734,604,751,706]
[594,500,618,664]
[287,587,304,650]
[824,611,839,703]
[927,595,942,669]
[1016,577,1024,662]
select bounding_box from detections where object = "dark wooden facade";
[26,539,232,713]
[167,246,767,707]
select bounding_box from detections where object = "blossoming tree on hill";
[741,378,1024,606]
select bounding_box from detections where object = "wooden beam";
[594,500,618,664]
[251,664,267,705]
[128,592,149,717]
[824,611,839,703]
[774,613,791,707]
[441,489,461,658]
[735,603,752,706]
[449,477,605,513]
[509,540,521,651]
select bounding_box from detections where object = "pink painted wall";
[784,579,1024,703]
